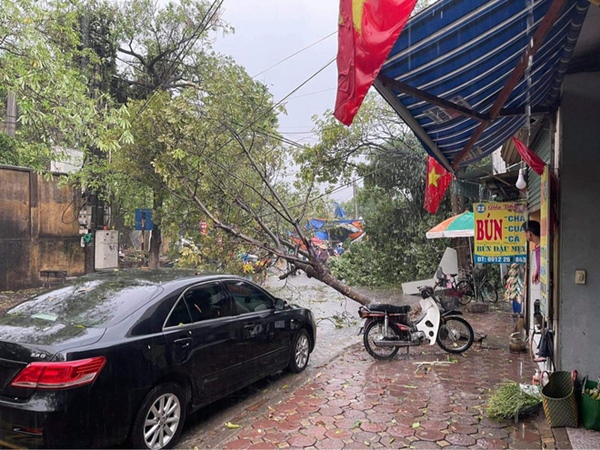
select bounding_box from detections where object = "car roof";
[59,269,262,298]
[66,269,248,289]
[6,270,256,327]
[0,270,270,351]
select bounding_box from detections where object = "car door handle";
[244,324,256,329]
[174,337,192,348]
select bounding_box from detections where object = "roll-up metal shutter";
[527,125,552,211]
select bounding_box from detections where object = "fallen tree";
[121,89,373,305]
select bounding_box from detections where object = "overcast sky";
[212,0,356,202]
[214,0,339,142]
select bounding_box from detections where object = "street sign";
[135,209,153,231]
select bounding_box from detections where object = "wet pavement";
[182,290,574,450]
[2,273,595,449]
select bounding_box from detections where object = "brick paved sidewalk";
[220,307,570,449]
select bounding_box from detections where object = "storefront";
[374,0,600,377]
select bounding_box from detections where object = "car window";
[164,296,193,328]
[181,283,231,323]
[223,280,274,314]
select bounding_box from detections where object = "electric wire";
[251,31,336,78]
[132,0,225,120]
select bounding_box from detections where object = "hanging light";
[516,168,527,190]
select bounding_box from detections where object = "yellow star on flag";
[428,167,441,187]
[352,0,367,33]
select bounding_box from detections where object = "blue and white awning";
[375,0,589,171]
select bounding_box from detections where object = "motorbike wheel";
[437,316,474,354]
[363,321,401,360]
[456,280,474,305]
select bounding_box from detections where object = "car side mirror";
[275,298,287,310]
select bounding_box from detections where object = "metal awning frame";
[375,0,570,172]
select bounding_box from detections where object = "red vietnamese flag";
[511,137,545,175]
[334,0,417,126]
[424,156,452,214]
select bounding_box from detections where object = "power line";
[251,31,336,79]
[219,56,335,150]
[133,0,225,120]
[286,87,336,100]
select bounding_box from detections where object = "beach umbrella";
[426,212,474,239]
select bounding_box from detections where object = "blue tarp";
[308,219,326,230]
[315,231,329,240]
[334,202,346,218]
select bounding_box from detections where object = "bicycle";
[460,267,499,304]
[436,267,498,306]
[434,268,476,306]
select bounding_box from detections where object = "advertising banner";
[473,202,527,264]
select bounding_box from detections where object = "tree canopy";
[0,0,130,169]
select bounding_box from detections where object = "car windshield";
[2,277,160,329]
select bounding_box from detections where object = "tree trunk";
[148,194,162,269]
[291,260,372,305]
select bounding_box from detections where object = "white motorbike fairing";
[415,297,441,345]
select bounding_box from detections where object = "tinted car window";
[183,283,230,322]
[165,282,230,327]
[2,279,160,329]
[164,296,193,328]
[223,280,273,314]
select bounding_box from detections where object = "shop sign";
[539,166,550,315]
[473,202,528,264]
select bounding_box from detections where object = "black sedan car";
[0,270,316,449]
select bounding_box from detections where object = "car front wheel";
[131,382,187,450]
[288,329,311,373]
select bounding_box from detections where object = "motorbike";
[358,276,474,360]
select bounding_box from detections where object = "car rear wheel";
[288,329,310,373]
[131,382,187,450]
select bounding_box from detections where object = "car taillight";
[10,356,106,389]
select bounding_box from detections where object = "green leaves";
[307,95,455,286]
[0,0,130,169]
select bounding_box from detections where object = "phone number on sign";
[475,256,527,263]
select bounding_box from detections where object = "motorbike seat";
[368,304,411,314]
